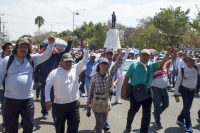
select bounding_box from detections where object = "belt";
[95,97,106,100]
[162,87,168,90]
[85,75,90,78]
[180,85,195,91]
[151,86,167,90]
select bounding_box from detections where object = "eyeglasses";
[100,62,108,65]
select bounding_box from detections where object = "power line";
[6,30,27,34]
[4,14,34,20]
[2,13,80,24]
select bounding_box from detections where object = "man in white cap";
[122,47,171,133]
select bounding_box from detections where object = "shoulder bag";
[132,65,150,102]
[92,73,111,113]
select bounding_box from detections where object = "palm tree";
[35,16,45,34]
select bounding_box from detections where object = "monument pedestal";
[104,29,121,50]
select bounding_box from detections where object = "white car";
[122,59,137,97]
[123,59,137,78]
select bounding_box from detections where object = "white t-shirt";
[174,64,200,94]
[45,50,88,103]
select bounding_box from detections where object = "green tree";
[130,23,163,50]
[58,30,72,37]
[35,16,45,34]
[153,6,190,46]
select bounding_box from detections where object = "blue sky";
[0,0,199,41]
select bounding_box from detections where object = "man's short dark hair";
[2,42,12,51]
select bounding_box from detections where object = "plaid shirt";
[87,59,123,101]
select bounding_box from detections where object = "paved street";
[0,89,200,133]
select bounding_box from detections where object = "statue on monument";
[112,11,116,28]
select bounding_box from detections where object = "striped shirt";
[151,60,171,88]
[87,59,123,101]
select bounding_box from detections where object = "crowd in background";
[0,37,200,133]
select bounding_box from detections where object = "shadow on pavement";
[33,117,54,131]
[164,125,187,133]
[78,130,93,133]
[148,122,162,133]
[193,120,200,131]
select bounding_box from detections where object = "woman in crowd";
[87,49,123,133]
[174,55,200,132]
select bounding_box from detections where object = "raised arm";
[122,46,130,62]
[171,49,177,63]
[32,36,55,66]
[157,46,171,68]
[57,36,73,60]
[110,49,124,77]
[76,42,89,75]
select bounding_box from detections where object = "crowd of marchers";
[0,37,200,133]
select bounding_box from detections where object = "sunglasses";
[100,62,108,65]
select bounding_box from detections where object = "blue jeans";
[103,94,112,130]
[79,74,85,94]
[177,86,195,128]
[85,76,91,96]
[168,73,173,86]
[151,86,169,123]
[0,90,5,127]
[40,78,56,118]
[196,74,200,94]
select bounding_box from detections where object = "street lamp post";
[45,22,61,35]
[64,7,85,47]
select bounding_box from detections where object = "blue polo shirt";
[126,61,158,88]
[85,61,95,77]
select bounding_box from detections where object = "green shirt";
[126,61,158,88]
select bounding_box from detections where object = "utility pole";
[7,34,10,41]
[0,14,4,39]
[0,17,1,39]
[2,22,7,41]
[6,30,8,41]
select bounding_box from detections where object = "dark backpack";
[2,54,34,90]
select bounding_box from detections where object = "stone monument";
[104,11,121,50]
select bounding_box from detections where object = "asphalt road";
[0,89,200,133]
